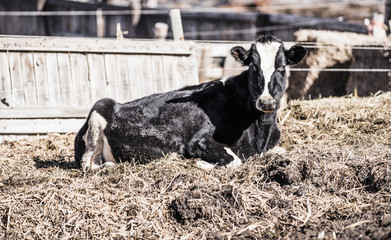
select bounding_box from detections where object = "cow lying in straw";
[74,35,307,170]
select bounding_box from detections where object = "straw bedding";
[1,92,391,239]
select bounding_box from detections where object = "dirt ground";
[1,92,391,239]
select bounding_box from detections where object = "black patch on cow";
[231,46,250,66]
[256,35,282,44]
[285,45,307,65]
[168,71,263,146]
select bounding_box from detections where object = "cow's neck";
[223,71,259,116]
[191,70,278,145]
[225,70,278,127]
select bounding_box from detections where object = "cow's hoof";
[102,162,116,168]
[81,160,116,171]
[196,160,216,171]
[224,147,243,169]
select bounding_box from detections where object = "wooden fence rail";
[0,36,199,137]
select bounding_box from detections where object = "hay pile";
[289,30,391,99]
[1,92,391,239]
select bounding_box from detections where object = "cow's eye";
[276,65,285,72]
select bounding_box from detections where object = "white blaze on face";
[256,41,281,98]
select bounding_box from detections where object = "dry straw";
[1,92,391,239]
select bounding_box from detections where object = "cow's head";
[231,35,307,113]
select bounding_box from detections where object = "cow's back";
[104,90,213,163]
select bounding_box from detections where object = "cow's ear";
[285,45,307,65]
[231,46,250,66]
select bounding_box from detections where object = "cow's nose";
[256,96,277,113]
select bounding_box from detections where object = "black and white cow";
[74,35,307,170]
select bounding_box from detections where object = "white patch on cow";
[256,41,281,98]
[102,161,116,167]
[103,135,116,165]
[196,148,243,170]
[225,147,242,169]
[196,160,216,171]
[219,76,230,85]
[81,111,116,170]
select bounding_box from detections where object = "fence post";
[116,23,123,39]
[96,8,105,37]
[169,9,184,41]
[154,22,169,40]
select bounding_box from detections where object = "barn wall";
[43,0,136,37]
[0,0,136,37]
[256,13,368,41]
[135,11,258,41]
[0,0,258,41]
[0,0,369,41]
[0,36,198,135]
[0,0,47,36]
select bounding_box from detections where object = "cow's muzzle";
[256,95,277,113]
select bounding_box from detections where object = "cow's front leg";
[81,111,116,170]
[224,147,243,168]
[194,142,243,170]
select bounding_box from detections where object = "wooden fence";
[0,36,198,138]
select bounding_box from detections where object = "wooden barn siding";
[0,36,198,136]
[0,0,135,37]
[134,11,258,41]
[43,0,136,38]
[0,0,46,36]
[256,13,368,41]
[0,0,258,41]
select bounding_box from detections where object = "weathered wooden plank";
[197,46,212,83]
[20,52,37,107]
[57,53,74,106]
[0,119,85,134]
[151,54,165,93]
[185,54,199,86]
[127,55,144,100]
[116,54,131,102]
[0,36,195,55]
[103,54,119,100]
[157,55,167,92]
[0,107,90,119]
[162,55,176,91]
[33,52,50,106]
[8,52,25,107]
[179,55,193,86]
[70,53,90,105]
[136,54,155,98]
[0,52,12,108]
[46,53,62,106]
[0,135,32,144]
[87,53,107,102]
